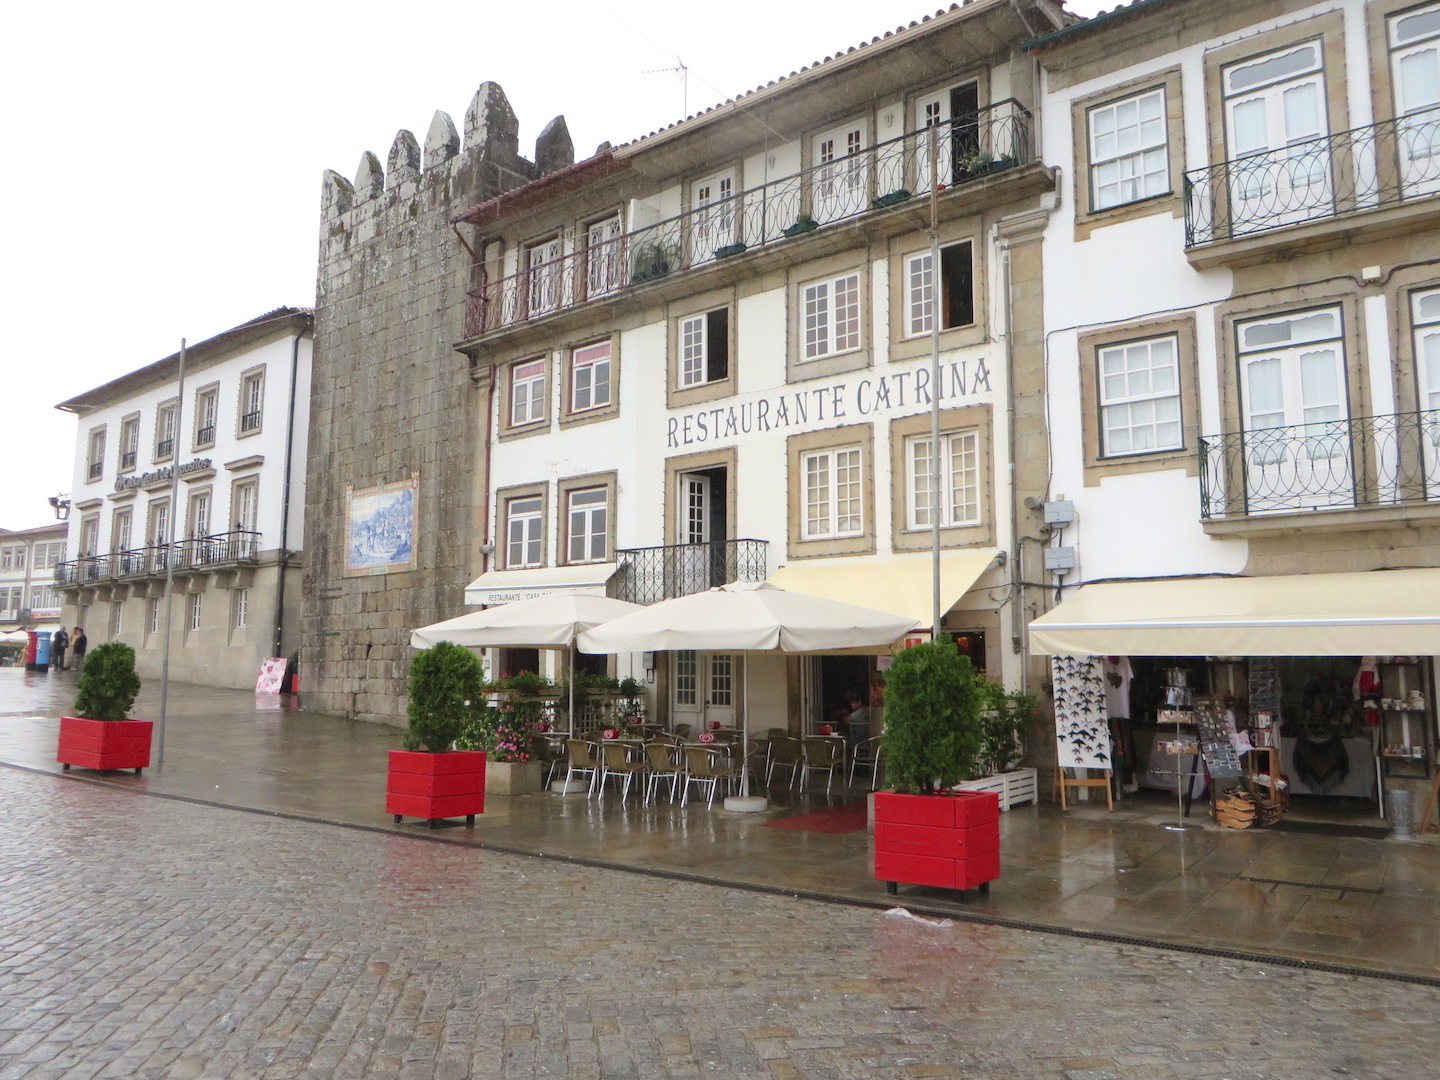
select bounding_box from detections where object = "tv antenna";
[642,56,690,118]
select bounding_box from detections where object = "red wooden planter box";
[386,750,485,826]
[874,791,1000,899]
[57,717,153,773]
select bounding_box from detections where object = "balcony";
[612,539,768,604]
[240,411,262,433]
[156,438,174,460]
[55,530,261,587]
[197,426,215,446]
[1199,410,1440,520]
[86,461,103,481]
[464,102,1033,338]
[1184,111,1440,254]
[121,450,136,471]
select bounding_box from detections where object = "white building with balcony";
[55,308,312,688]
[0,523,67,645]
[1025,0,1440,820]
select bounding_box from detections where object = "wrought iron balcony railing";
[197,426,215,446]
[121,450,137,471]
[86,461,103,481]
[55,530,261,586]
[613,539,768,604]
[240,411,262,433]
[156,438,174,460]
[465,101,1032,337]
[1185,110,1440,246]
[1199,410,1440,519]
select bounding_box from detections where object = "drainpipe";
[272,322,305,660]
[992,223,1024,695]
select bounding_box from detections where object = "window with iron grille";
[239,370,264,434]
[119,415,139,472]
[86,427,106,481]
[195,386,218,447]
[155,401,177,461]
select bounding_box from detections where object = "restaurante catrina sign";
[665,357,992,449]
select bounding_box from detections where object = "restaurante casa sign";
[665,358,992,448]
[114,458,212,491]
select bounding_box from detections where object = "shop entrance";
[817,655,870,735]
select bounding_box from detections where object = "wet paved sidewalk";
[2,668,1437,984]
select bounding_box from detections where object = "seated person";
[844,697,871,751]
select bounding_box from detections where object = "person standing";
[50,627,68,671]
[70,627,87,672]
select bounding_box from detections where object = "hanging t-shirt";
[1101,656,1134,719]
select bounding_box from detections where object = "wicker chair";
[800,737,846,796]
[681,745,741,808]
[848,735,884,790]
[599,741,646,802]
[643,738,684,804]
[563,739,601,795]
[766,736,804,789]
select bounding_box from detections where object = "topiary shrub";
[880,637,984,793]
[72,642,141,721]
[405,641,484,752]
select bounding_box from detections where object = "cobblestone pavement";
[2,769,1438,1080]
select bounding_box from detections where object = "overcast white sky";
[0,0,1103,532]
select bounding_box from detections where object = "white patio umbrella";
[410,593,643,745]
[576,581,918,811]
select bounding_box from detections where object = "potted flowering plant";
[58,641,150,774]
[873,637,1000,899]
[473,670,550,795]
[386,641,487,827]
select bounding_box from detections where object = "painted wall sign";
[113,458,212,491]
[666,358,992,449]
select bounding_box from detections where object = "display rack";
[1156,667,1204,833]
[1378,658,1432,781]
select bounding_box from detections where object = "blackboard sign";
[1194,697,1242,779]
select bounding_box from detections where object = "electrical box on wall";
[1044,499,1076,525]
[642,652,655,670]
[1044,546,1077,572]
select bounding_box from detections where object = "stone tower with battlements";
[305,82,574,722]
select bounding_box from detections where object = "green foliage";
[629,240,678,283]
[618,676,645,723]
[405,642,484,752]
[974,677,1037,776]
[491,669,552,697]
[72,642,141,721]
[880,638,984,793]
[454,704,498,754]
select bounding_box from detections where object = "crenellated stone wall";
[304,82,575,723]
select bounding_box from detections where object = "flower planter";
[871,189,912,209]
[713,243,747,259]
[485,759,543,797]
[873,790,999,900]
[782,219,818,238]
[952,767,1038,811]
[57,717,153,774]
[386,749,486,827]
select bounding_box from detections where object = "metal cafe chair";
[599,740,646,803]
[681,745,741,808]
[563,739,601,796]
[766,736,804,789]
[800,736,846,796]
[848,735,884,790]
[643,738,684,804]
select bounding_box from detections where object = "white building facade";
[1027,0,1440,816]
[0,523,67,642]
[55,308,313,689]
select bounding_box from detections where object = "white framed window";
[79,515,100,558]
[585,213,623,298]
[195,386,219,447]
[239,370,264,434]
[111,508,132,553]
[802,273,862,360]
[906,431,981,530]
[812,120,868,223]
[505,496,543,568]
[1088,88,1169,210]
[233,480,258,534]
[690,170,736,261]
[526,235,563,316]
[234,587,249,629]
[155,401,178,461]
[147,500,171,546]
[147,597,160,636]
[510,359,546,425]
[1238,306,1347,478]
[566,487,608,564]
[119,415,140,472]
[1415,288,1440,412]
[188,490,211,539]
[86,427,106,482]
[110,601,122,637]
[1097,335,1183,456]
[674,650,698,707]
[679,310,729,387]
[11,547,24,570]
[1392,2,1440,194]
[570,341,612,413]
[802,446,863,539]
[188,593,202,632]
[0,547,11,571]
[904,242,974,337]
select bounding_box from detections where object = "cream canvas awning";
[1028,568,1440,657]
[463,563,619,607]
[768,551,999,628]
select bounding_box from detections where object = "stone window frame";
[785,423,875,559]
[560,335,620,428]
[85,424,107,484]
[186,484,215,540]
[193,382,220,451]
[667,283,738,409]
[1388,268,1440,416]
[154,398,179,464]
[557,471,617,567]
[230,475,260,534]
[117,412,141,474]
[233,586,250,631]
[663,447,737,549]
[1201,11,1351,177]
[787,248,872,384]
[145,496,172,548]
[1078,314,1200,486]
[498,354,552,441]
[110,505,134,554]
[1070,66,1185,239]
[237,365,266,439]
[888,405,995,552]
[888,221,986,363]
[1368,0,1440,132]
[496,480,549,570]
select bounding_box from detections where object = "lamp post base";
[724,795,768,813]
